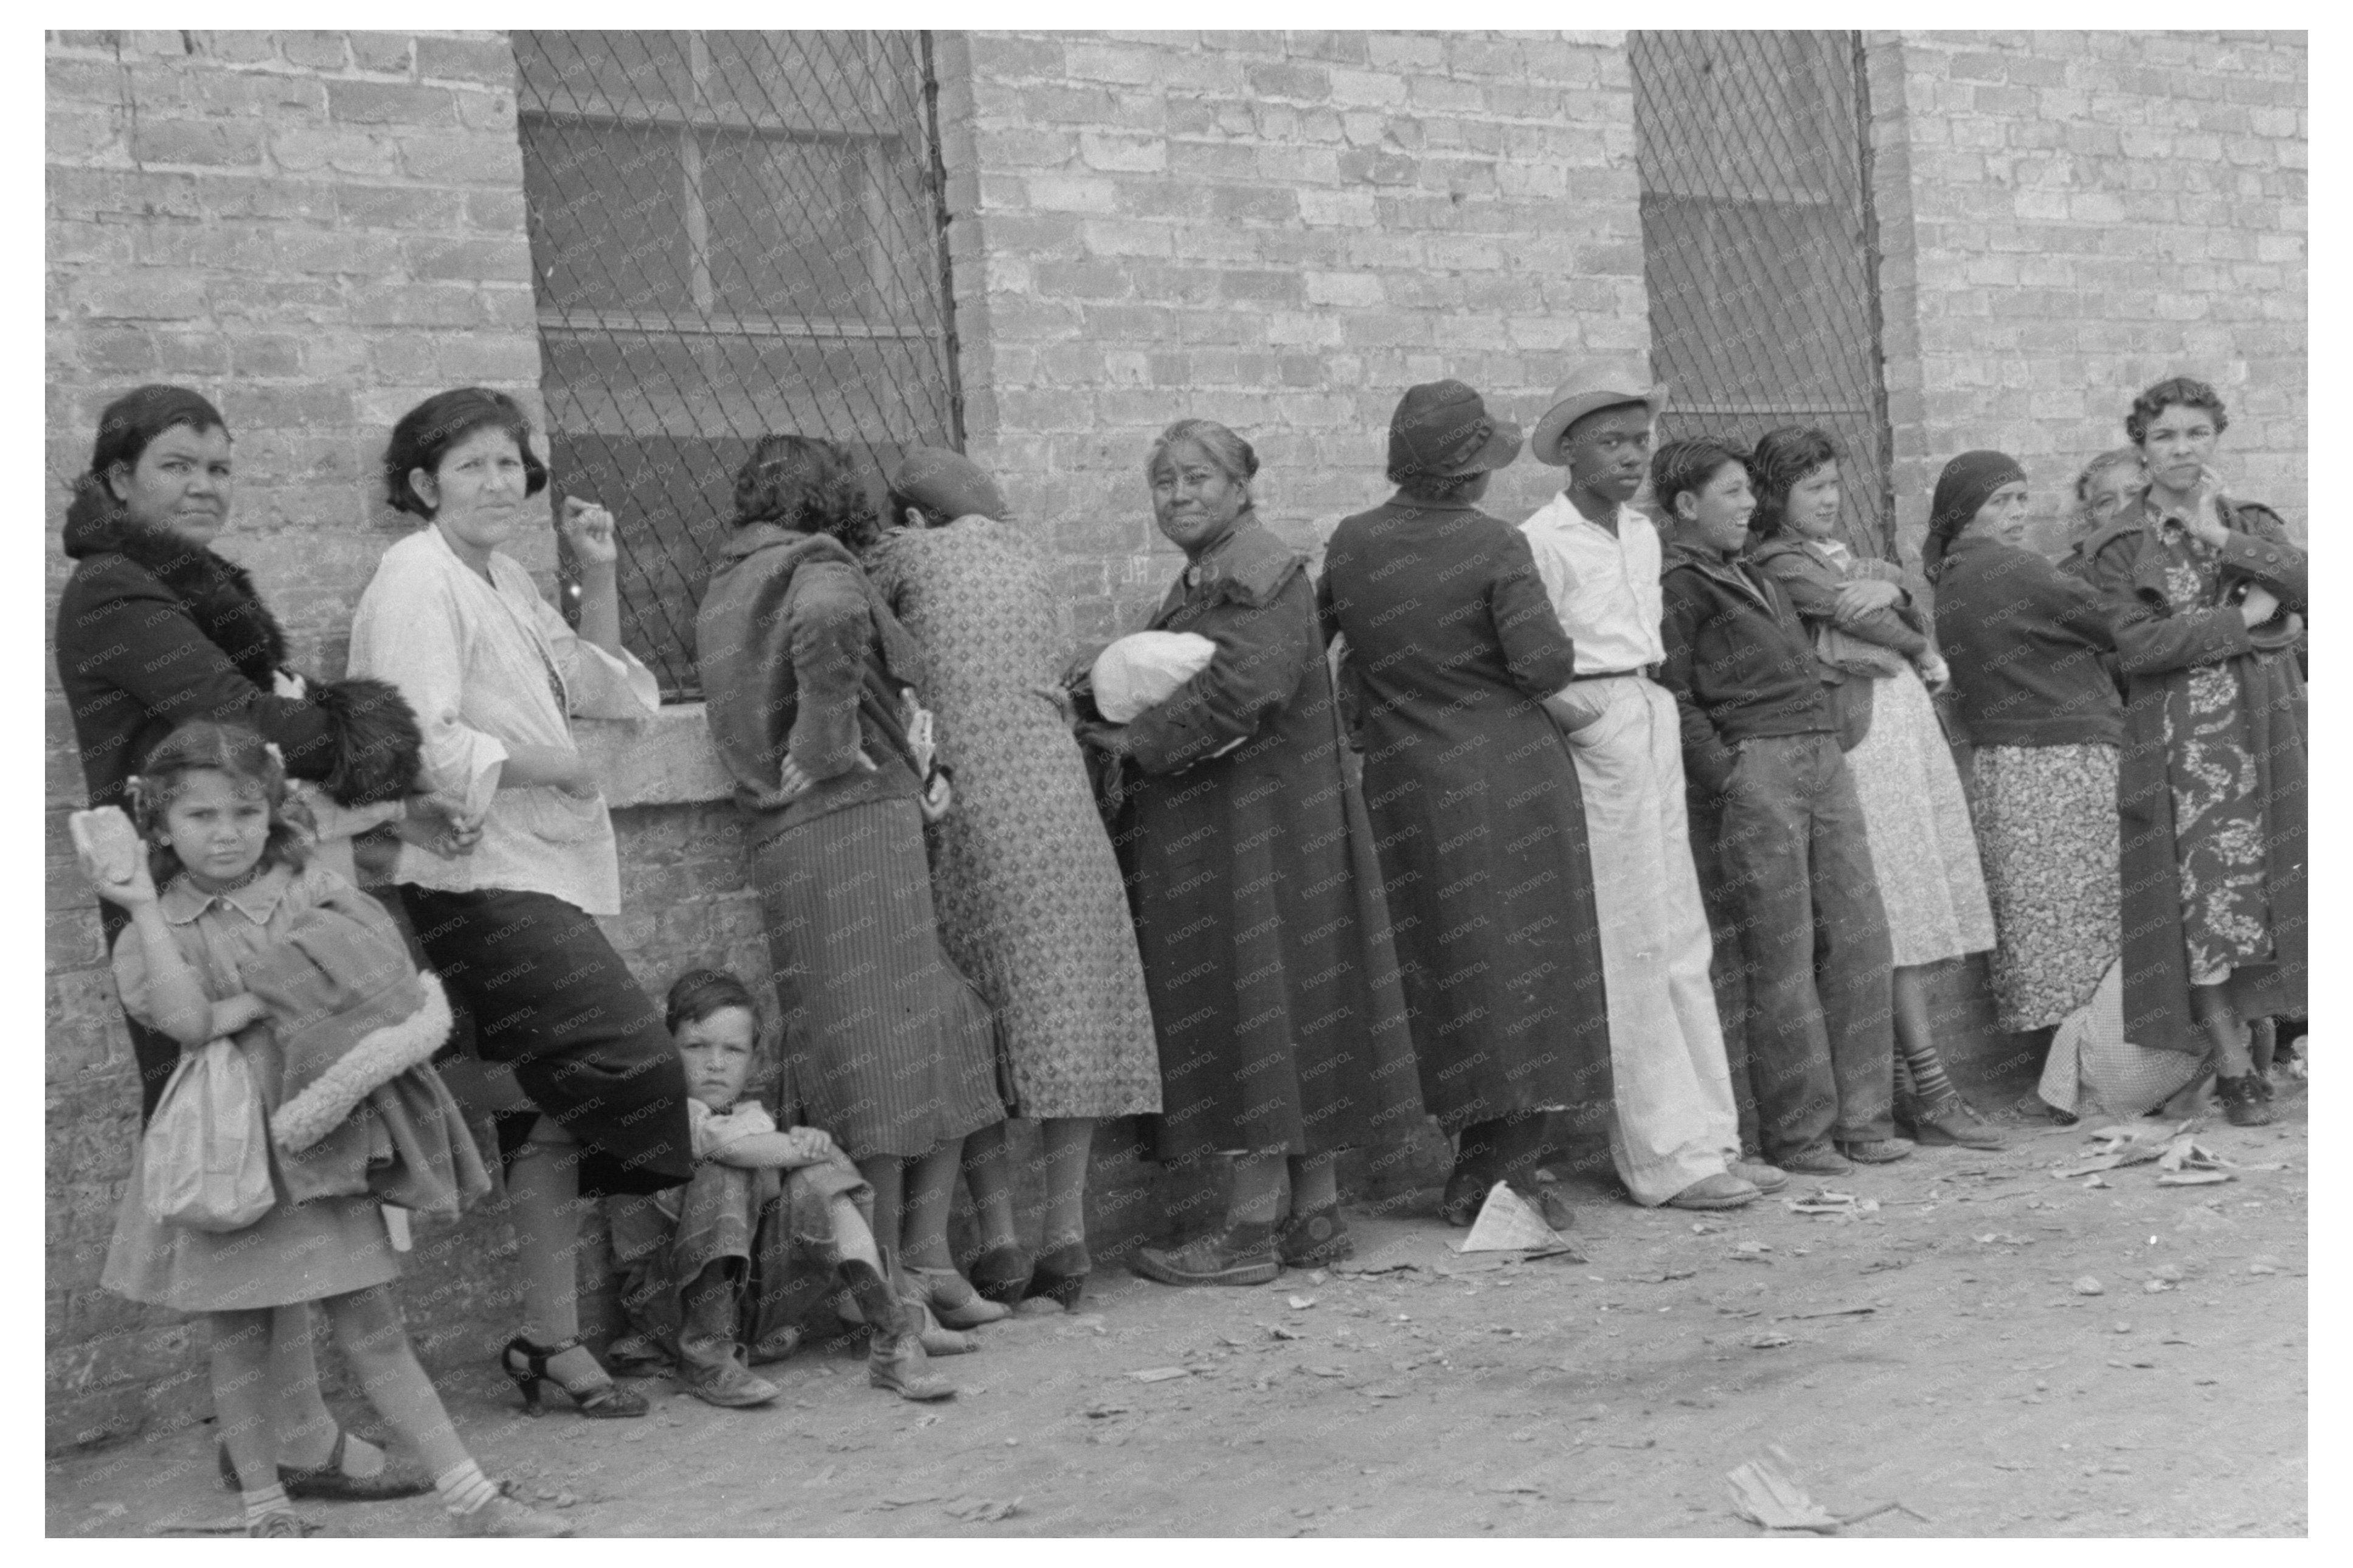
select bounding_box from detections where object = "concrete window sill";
[577,702,734,809]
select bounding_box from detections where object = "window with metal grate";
[513,30,963,699]
[1630,30,1896,562]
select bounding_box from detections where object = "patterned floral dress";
[2148,521,2274,985]
[866,518,1162,1121]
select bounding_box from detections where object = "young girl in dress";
[605,969,955,1405]
[83,720,570,1538]
[1744,428,2004,1155]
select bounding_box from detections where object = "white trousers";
[1555,675,1741,1203]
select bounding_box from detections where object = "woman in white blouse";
[348,388,693,1420]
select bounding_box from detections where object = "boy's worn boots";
[676,1262,781,1409]
[842,1259,953,1402]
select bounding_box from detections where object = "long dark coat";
[1317,494,1612,1135]
[2067,502,2306,1053]
[1111,516,1413,1161]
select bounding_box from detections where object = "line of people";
[54,368,2303,1535]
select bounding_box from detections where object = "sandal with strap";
[499,1335,648,1419]
[216,1427,432,1501]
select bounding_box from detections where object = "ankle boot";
[676,1265,780,1409]
[841,1260,954,1401]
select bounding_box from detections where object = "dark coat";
[1318,494,1611,1136]
[1111,517,1407,1160]
[695,523,927,840]
[1933,534,2124,749]
[54,489,421,813]
[2065,502,2306,1053]
[1747,534,1925,750]
[1658,542,1836,795]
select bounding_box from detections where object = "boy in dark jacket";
[1655,438,1907,1175]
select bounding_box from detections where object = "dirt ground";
[47,1085,2307,1539]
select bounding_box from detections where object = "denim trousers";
[1703,731,1896,1157]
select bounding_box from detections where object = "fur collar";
[65,485,288,685]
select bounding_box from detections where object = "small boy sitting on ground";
[605,969,952,1405]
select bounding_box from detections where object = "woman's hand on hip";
[1075,720,1134,756]
[918,770,954,824]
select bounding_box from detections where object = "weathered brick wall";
[40,30,770,1452]
[1867,30,2306,559]
[936,30,1648,641]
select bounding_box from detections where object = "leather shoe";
[1663,1172,1761,1210]
[1132,1224,1281,1287]
[1728,1155,1787,1193]
[1776,1143,1853,1176]
[1838,1137,1915,1164]
[1508,1170,1577,1232]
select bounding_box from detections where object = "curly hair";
[127,720,310,885]
[1649,436,1751,519]
[664,967,761,1035]
[731,434,879,551]
[383,387,549,517]
[1745,426,1841,541]
[2126,376,2229,446]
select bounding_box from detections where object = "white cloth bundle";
[1090,631,1218,724]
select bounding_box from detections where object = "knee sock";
[242,1485,293,1527]
[436,1459,498,1516]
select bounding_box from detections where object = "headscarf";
[1923,449,2028,582]
[887,446,1008,525]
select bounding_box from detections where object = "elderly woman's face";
[2082,466,2146,531]
[1965,480,2032,548]
[1150,441,1247,555]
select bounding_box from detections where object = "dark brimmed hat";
[1387,380,1522,479]
[1531,369,1669,465]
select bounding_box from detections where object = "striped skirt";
[750,798,1005,1161]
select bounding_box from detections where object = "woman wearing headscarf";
[54,384,440,1500]
[2063,377,2306,1126]
[1925,451,2200,1121]
[1075,419,1408,1285]
[695,433,1001,1394]
[864,448,1162,1311]
[1745,428,2000,1150]
[1320,381,1632,1224]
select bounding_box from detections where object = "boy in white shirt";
[1519,371,1785,1209]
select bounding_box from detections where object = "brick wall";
[937,30,1648,641]
[39,29,771,1452]
[1867,30,2306,559]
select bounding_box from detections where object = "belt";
[1569,664,1660,682]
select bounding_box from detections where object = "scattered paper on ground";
[1458,1182,1563,1252]
[1726,1448,1840,1532]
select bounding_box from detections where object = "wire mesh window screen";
[514,30,960,697]
[1630,31,1894,561]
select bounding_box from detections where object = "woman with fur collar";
[52,384,446,1504]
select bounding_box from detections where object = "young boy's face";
[1674,461,1757,556]
[1560,404,1653,505]
[676,1006,758,1113]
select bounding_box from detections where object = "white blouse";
[345,525,659,916]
